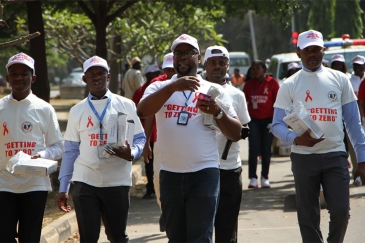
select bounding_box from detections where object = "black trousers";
[215,166,243,243]
[145,142,155,194]
[0,191,48,243]
[72,182,130,243]
[291,152,350,243]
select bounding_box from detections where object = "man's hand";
[354,162,365,186]
[112,140,134,161]
[197,99,221,117]
[294,129,325,147]
[170,76,200,92]
[31,153,41,159]
[57,192,71,212]
[143,143,152,163]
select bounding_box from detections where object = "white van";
[267,52,300,84]
[227,52,251,76]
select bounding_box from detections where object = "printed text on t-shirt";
[308,107,338,122]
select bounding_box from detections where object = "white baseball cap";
[287,62,299,71]
[143,64,160,75]
[204,46,229,62]
[6,53,35,74]
[352,55,365,65]
[171,34,200,53]
[297,30,324,50]
[331,54,345,63]
[162,53,174,69]
[83,56,109,73]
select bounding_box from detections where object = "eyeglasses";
[86,71,108,78]
[206,60,228,67]
[173,50,198,58]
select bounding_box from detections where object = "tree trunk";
[109,35,121,94]
[26,0,49,102]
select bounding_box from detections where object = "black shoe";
[142,192,156,199]
[159,214,166,232]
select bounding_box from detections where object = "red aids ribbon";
[305,90,313,102]
[3,122,8,135]
[192,92,200,103]
[86,116,94,128]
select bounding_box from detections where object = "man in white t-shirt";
[349,55,365,97]
[272,30,365,243]
[57,56,146,242]
[203,45,251,243]
[137,34,242,242]
[0,53,64,242]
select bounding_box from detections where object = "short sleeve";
[273,82,292,110]
[64,108,81,142]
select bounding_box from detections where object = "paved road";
[81,139,365,243]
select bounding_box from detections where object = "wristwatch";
[214,109,224,120]
[293,138,298,146]
[128,154,134,161]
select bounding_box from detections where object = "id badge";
[97,145,108,159]
[177,111,190,125]
[253,101,258,109]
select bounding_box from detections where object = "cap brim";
[171,42,199,53]
[298,42,324,50]
[6,61,34,72]
[162,64,174,69]
[84,64,109,73]
[352,61,365,65]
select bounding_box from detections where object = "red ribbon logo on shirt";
[305,90,313,102]
[86,116,94,128]
[192,92,200,103]
[3,122,8,135]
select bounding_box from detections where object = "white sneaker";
[261,177,271,188]
[248,178,258,189]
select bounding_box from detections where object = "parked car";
[323,35,365,73]
[267,52,301,85]
[227,52,251,76]
[61,68,85,87]
[323,46,365,73]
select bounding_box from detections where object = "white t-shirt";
[274,68,356,154]
[0,93,63,193]
[64,93,144,187]
[141,75,237,173]
[349,73,363,97]
[216,84,250,170]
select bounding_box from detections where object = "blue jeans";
[248,117,274,179]
[160,168,220,243]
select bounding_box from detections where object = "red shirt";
[358,80,365,116]
[132,74,169,143]
[243,75,280,119]
[151,73,168,84]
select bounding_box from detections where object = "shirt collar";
[9,91,35,102]
[302,64,323,73]
[88,89,111,100]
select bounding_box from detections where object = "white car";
[267,52,301,85]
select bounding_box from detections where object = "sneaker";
[142,192,156,199]
[248,178,258,189]
[261,177,271,188]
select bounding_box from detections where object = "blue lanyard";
[182,91,192,108]
[87,96,112,142]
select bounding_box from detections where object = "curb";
[41,211,77,243]
[41,158,145,242]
